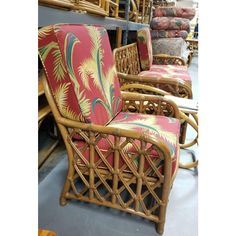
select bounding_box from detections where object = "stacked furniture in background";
[150,6,196,65]
[118,0,153,23]
[39,0,154,23]
[153,0,176,8]
[39,0,119,18]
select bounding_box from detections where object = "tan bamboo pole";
[89,131,95,200]
[156,150,172,235]
[42,72,75,206]
[134,140,145,211]
[141,0,146,23]
[112,136,120,204]
[115,0,119,18]
[116,27,122,48]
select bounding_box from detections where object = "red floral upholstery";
[151,17,190,32]
[153,7,196,20]
[75,112,180,177]
[137,28,153,71]
[38,24,122,126]
[139,65,191,84]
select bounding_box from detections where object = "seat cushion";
[153,7,196,20]
[152,38,190,64]
[75,112,180,177]
[38,24,122,126]
[150,17,190,32]
[137,28,153,71]
[139,65,191,84]
[151,30,189,40]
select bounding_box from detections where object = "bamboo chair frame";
[113,42,192,144]
[41,69,180,234]
[39,0,109,16]
[121,83,198,169]
[86,0,119,17]
[39,0,76,10]
[106,0,119,18]
[118,0,151,23]
[138,0,153,23]
[118,0,139,22]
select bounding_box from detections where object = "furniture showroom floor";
[39,56,198,236]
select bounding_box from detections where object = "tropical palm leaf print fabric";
[38,24,122,125]
[75,112,180,177]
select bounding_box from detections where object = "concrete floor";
[39,57,198,236]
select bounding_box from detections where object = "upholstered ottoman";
[153,7,196,20]
[151,29,189,40]
[150,17,190,31]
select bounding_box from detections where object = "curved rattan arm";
[117,72,193,99]
[121,83,170,96]
[121,91,180,119]
[121,85,197,135]
[153,54,186,66]
[121,83,198,169]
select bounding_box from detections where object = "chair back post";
[41,71,76,205]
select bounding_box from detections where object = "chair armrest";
[153,54,186,66]
[120,84,197,131]
[121,83,170,96]
[117,72,193,99]
[121,91,180,119]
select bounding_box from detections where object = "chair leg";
[155,222,164,235]
[60,192,68,206]
[60,149,75,206]
[60,175,72,206]
[179,121,188,144]
[155,195,168,235]
[60,174,72,206]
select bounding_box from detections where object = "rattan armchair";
[113,27,193,144]
[38,24,181,235]
[113,29,192,98]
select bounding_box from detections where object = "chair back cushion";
[38,24,122,125]
[137,28,153,71]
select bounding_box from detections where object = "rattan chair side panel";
[121,92,180,119]
[113,43,141,75]
[66,128,172,223]
[42,72,176,235]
